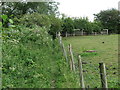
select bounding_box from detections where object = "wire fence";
[0,31,2,90]
[2,29,117,88]
[61,30,109,37]
[58,32,110,88]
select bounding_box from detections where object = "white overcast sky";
[55,0,120,21]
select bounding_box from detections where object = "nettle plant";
[21,26,53,46]
[1,15,15,28]
[1,15,17,41]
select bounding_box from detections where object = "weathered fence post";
[68,45,72,70]
[78,55,85,89]
[99,62,108,89]
[58,32,68,63]
[62,43,68,63]
[68,44,75,71]
[73,31,75,36]
[65,32,68,37]
[58,32,62,45]
[95,32,97,35]
[106,29,108,35]
[82,29,84,36]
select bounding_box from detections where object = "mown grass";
[63,34,119,88]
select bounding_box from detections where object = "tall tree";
[62,17,74,34]
[48,15,62,39]
[74,17,89,30]
[94,8,120,33]
[2,1,59,18]
[73,17,94,34]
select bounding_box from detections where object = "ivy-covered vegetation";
[1,0,119,88]
[1,1,79,88]
[2,25,80,88]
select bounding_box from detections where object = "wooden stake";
[107,29,108,35]
[58,32,68,63]
[68,45,72,70]
[82,29,84,36]
[58,32,62,45]
[66,32,68,37]
[62,43,68,63]
[78,55,85,88]
[73,31,75,36]
[68,44,75,71]
[99,63,108,89]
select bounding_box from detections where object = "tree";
[94,8,120,33]
[1,1,60,28]
[73,17,93,34]
[18,13,62,39]
[2,1,59,18]
[62,17,74,34]
[91,21,103,33]
[19,13,51,28]
[48,15,62,39]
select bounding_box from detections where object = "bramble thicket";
[1,1,119,88]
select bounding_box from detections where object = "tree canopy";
[2,1,59,17]
[94,8,120,33]
[62,17,74,34]
[1,1,119,35]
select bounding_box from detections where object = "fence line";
[58,32,108,88]
[99,63,108,89]
[78,55,85,88]
[68,44,75,71]
[62,30,108,37]
[58,32,68,63]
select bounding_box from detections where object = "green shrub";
[19,13,51,29]
[2,26,79,88]
[49,15,62,39]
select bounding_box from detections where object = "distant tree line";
[94,8,120,34]
[1,1,120,39]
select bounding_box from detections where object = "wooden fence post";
[58,32,62,45]
[73,31,75,36]
[107,29,108,35]
[99,62,108,89]
[78,55,85,88]
[66,32,68,37]
[82,29,84,36]
[62,43,68,64]
[68,44,75,71]
[68,45,72,70]
[58,32,68,63]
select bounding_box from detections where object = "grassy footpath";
[2,27,80,88]
[63,34,119,88]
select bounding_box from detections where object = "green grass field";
[63,34,119,88]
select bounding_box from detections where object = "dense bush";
[74,17,89,30]
[61,17,103,34]
[2,26,79,88]
[49,15,62,39]
[73,17,103,34]
[94,8,120,33]
[14,13,62,39]
[62,17,74,34]
[91,21,103,32]
[18,13,51,29]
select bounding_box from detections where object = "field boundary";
[58,32,108,88]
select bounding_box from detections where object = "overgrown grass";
[2,26,80,88]
[2,26,119,88]
[63,34,119,88]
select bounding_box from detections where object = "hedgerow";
[2,26,79,88]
